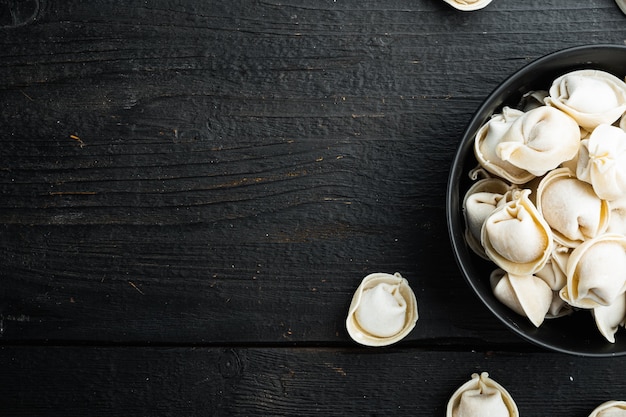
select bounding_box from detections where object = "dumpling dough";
[446,372,519,417]
[442,0,493,11]
[537,168,609,248]
[496,106,581,177]
[545,69,626,130]
[490,269,553,327]
[482,189,553,275]
[593,293,626,343]
[355,283,407,337]
[346,272,418,347]
[577,124,626,201]
[561,234,626,309]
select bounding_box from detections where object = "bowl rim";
[446,43,626,357]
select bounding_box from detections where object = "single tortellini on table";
[441,0,493,11]
[545,69,626,130]
[588,400,626,417]
[560,233,626,309]
[346,272,418,347]
[481,189,553,275]
[446,372,519,417]
[536,168,610,248]
[577,124,626,201]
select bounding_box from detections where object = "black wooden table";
[1,1,626,415]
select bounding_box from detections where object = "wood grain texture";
[0,0,625,347]
[1,0,626,347]
[3,346,626,417]
[2,1,626,416]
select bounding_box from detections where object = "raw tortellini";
[462,177,514,259]
[346,272,418,347]
[441,0,493,11]
[545,69,626,130]
[446,372,518,417]
[482,189,553,275]
[475,106,580,182]
[577,124,626,201]
[446,373,626,417]
[463,68,626,342]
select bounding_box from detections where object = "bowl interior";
[446,44,626,356]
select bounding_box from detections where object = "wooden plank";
[1,0,625,345]
[2,346,625,416]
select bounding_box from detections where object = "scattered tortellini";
[463,68,626,342]
[346,272,418,346]
[447,373,625,417]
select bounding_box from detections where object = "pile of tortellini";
[463,69,626,343]
[447,372,626,417]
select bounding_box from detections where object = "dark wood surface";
[1,1,625,415]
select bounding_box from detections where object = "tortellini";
[346,272,418,347]
[545,69,626,130]
[560,234,626,309]
[577,124,626,201]
[490,268,553,327]
[474,107,531,184]
[446,372,518,417]
[463,68,626,342]
[593,294,626,343]
[475,105,580,183]
[441,0,493,11]
[462,178,515,259]
[482,189,552,275]
[445,375,626,417]
[536,168,610,248]
[494,106,581,176]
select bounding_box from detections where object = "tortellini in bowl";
[447,44,626,356]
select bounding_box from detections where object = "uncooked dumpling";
[496,106,581,177]
[474,107,534,184]
[561,234,626,309]
[442,0,493,11]
[463,178,514,258]
[577,124,626,201]
[593,293,626,343]
[446,372,519,417]
[346,272,418,347]
[482,189,553,275]
[536,168,610,248]
[545,69,626,130]
[490,269,553,327]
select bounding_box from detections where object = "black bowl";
[446,44,626,357]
